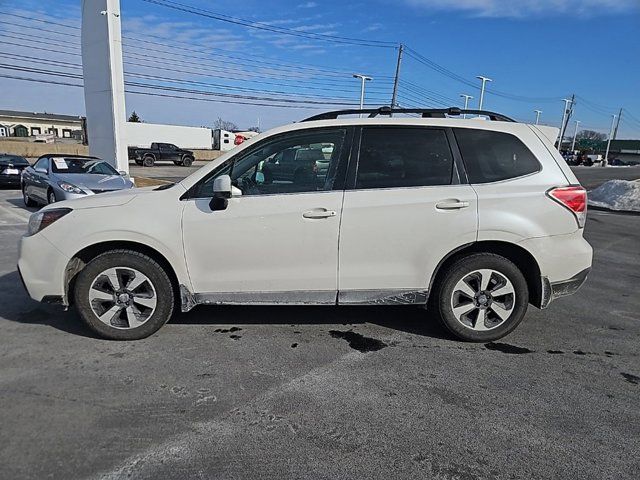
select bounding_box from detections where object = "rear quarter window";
[454,128,541,183]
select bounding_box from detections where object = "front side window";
[33,158,49,172]
[195,129,346,197]
[355,127,454,189]
[454,128,541,183]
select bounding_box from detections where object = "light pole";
[460,94,473,119]
[476,76,492,110]
[557,98,573,150]
[603,114,617,167]
[570,120,581,152]
[534,109,542,125]
[353,74,372,116]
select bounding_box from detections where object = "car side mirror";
[119,170,128,176]
[35,167,47,174]
[209,175,241,211]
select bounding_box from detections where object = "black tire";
[47,189,57,205]
[73,250,175,340]
[181,155,194,167]
[431,253,529,342]
[142,155,155,167]
[22,187,37,207]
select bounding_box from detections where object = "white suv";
[18,108,592,341]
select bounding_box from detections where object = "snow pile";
[588,180,640,212]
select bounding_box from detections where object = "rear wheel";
[142,155,155,167]
[22,186,37,207]
[431,253,529,342]
[74,250,175,340]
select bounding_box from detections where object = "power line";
[139,0,397,48]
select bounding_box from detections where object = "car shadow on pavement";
[172,304,451,339]
[0,270,101,339]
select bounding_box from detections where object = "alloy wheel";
[450,269,516,331]
[88,267,157,329]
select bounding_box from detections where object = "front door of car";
[28,157,50,202]
[337,126,478,304]
[181,127,351,302]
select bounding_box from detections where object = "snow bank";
[588,180,640,212]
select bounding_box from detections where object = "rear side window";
[454,129,540,183]
[356,127,454,189]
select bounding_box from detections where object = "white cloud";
[297,2,319,8]
[404,0,639,18]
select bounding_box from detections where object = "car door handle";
[435,200,470,210]
[303,208,337,219]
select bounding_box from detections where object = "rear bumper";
[0,174,21,185]
[541,267,591,308]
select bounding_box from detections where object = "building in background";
[0,110,85,141]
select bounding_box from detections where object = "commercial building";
[0,110,85,140]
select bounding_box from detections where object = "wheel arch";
[65,240,180,307]
[428,240,543,308]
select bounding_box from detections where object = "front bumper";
[17,232,69,303]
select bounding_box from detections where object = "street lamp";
[476,76,492,110]
[460,94,473,118]
[534,109,542,125]
[570,120,581,152]
[353,74,372,115]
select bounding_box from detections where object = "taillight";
[547,186,587,228]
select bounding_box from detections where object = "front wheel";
[181,155,194,167]
[22,187,37,207]
[47,189,57,205]
[74,250,175,340]
[431,253,529,342]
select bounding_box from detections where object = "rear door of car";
[337,125,478,304]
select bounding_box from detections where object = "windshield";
[51,158,118,175]
[0,155,29,165]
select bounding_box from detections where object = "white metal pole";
[570,120,580,152]
[460,94,473,119]
[603,114,617,167]
[557,98,572,150]
[534,110,542,125]
[353,74,372,117]
[476,76,492,110]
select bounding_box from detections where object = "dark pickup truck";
[128,143,195,167]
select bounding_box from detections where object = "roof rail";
[302,106,515,123]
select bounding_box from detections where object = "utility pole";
[476,76,492,110]
[390,43,404,110]
[353,74,372,116]
[534,109,542,125]
[612,107,623,141]
[557,95,574,150]
[603,114,617,167]
[460,94,473,118]
[570,120,581,152]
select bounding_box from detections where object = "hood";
[41,183,186,211]
[52,172,133,192]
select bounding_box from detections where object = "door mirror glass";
[119,170,128,176]
[35,167,47,174]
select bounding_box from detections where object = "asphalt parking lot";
[1,166,639,479]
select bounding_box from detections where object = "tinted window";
[195,129,345,197]
[0,155,29,165]
[454,129,540,183]
[356,127,453,189]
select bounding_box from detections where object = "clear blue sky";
[1,0,639,137]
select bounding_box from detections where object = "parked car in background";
[21,155,134,206]
[0,154,30,188]
[17,107,592,342]
[128,142,195,167]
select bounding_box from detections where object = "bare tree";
[213,117,238,131]
[576,130,606,141]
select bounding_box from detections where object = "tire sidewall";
[47,190,56,205]
[74,251,175,340]
[182,155,193,167]
[436,254,529,342]
[143,155,154,167]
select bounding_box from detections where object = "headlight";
[26,208,72,236]
[58,182,86,194]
